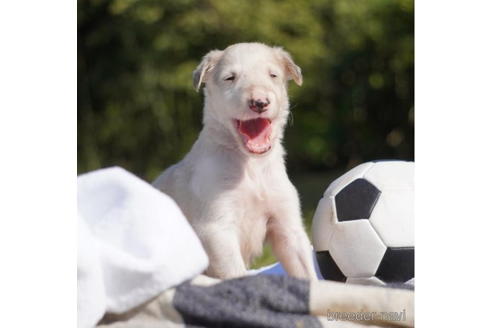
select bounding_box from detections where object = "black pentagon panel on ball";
[316,251,346,282]
[335,178,381,221]
[375,247,414,283]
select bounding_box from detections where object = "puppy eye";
[225,75,235,81]
[270,73,277,78]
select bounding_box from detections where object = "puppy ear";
[274,47,303,86]
[192,49,224,92]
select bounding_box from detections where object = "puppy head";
[193,43,302,156]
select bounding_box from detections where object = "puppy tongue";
[238,118,271,141]
[239,117,270,139]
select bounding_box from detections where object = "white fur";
[153,43,317,280]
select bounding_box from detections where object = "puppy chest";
[234,175,274,217]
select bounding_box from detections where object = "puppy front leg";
[268,194,317,280]
[198,225,247,279]
[268,223,317,280]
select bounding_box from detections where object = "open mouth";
[234,118,272,154]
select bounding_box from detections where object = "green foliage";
[78,0,414,182]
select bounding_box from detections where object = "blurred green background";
[78,0,414,267]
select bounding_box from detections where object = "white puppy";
[154,43,317,280]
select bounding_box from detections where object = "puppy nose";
[249,98,270,113]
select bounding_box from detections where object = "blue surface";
[256,252,323,280]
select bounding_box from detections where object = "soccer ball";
[312,161,414,286]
